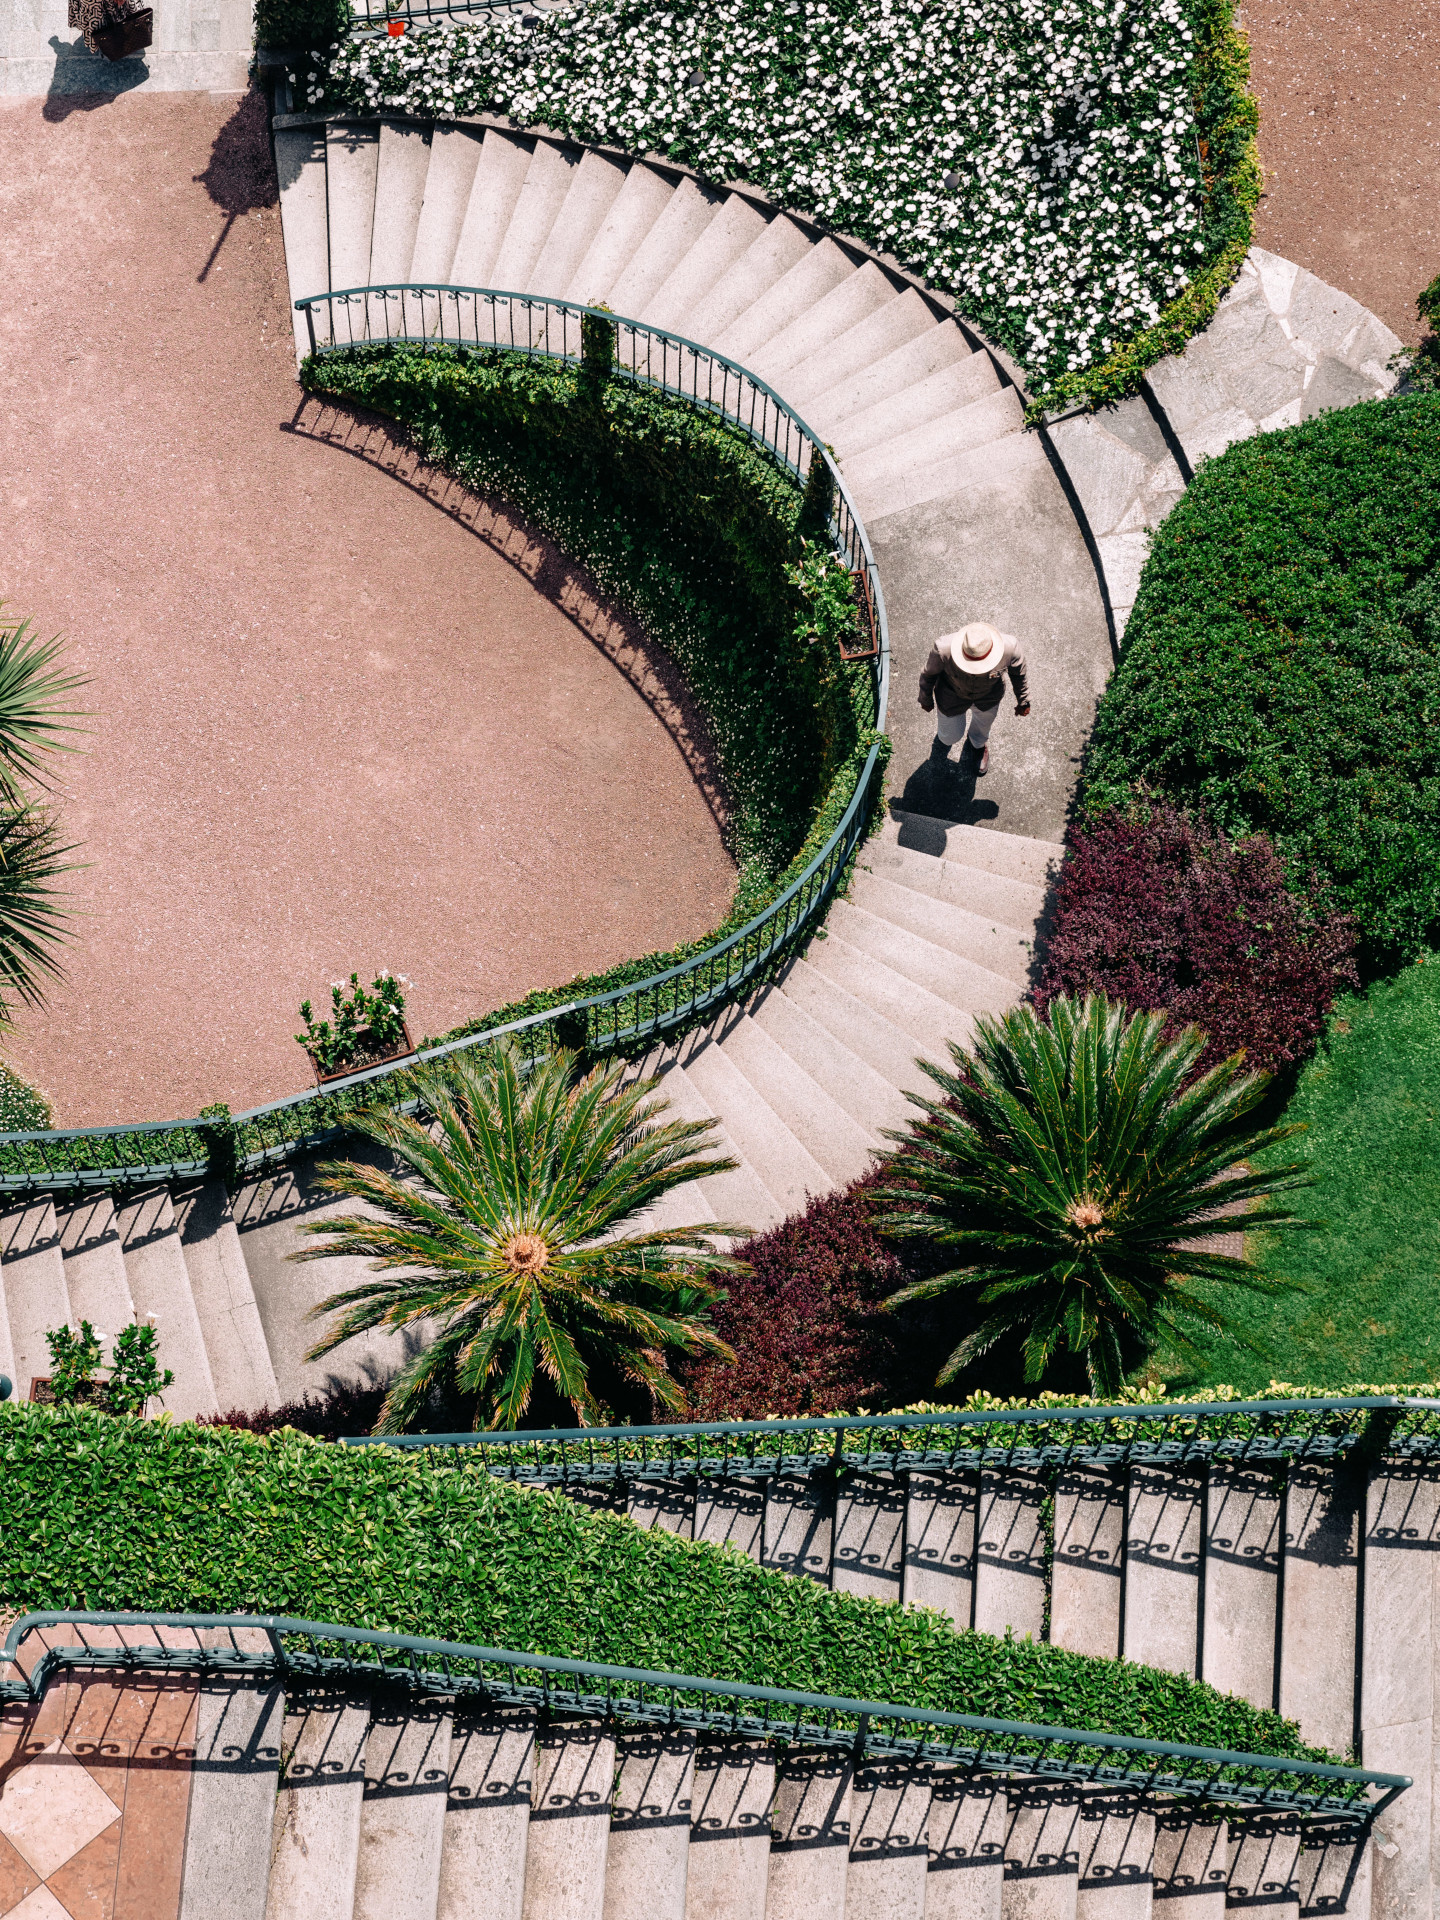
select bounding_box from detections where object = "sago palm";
[0,803,77,1020]
[296,1039,745,1432]
[0,610,86,804]
[872,993,1313,1395]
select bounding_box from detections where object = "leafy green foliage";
[44,1322,102,1406]
[253,0,349,50]
[1083,395,1440,968]
[0,1403,1337,1762]
[1160,957,1440,1392]
[297,971,409,1076]
[0,1064,50,1132]
[1393,272,1440,395]
[0,796,78,1024]
[299,1040,740,1431]
[0,610,86,806]
[874,995,1314,1393]
[107,1322,174,1416]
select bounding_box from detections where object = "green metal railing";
[0,294,888,1197]
[0,1612,1407,1821]
[344,1394,1440,1475]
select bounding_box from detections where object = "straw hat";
[947,622,1006,673]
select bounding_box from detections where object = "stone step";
[0,1199,68,1403]
[858,838,1048,933]
[750,980,914,1142]
[681,1034,829,1222]
[648,1059,784,1238]
[828,348,1003,459]
[353,1702,452,1920]
[326,122,380,295]
[746,258,896,386]
[608,175,725,318]
[637,192,768,337]
[527,145,628,297]
[566,160,675,305]
[826,897,1019,1019]
[715,1011,878,1187]
[368,120,431,291]
[681,211,813,346]
[840,384,1025,500]
[778,954,944,1101]
[409,123,486,283]
[883,808,1065,888]
[805,318,980,434]
[711,235,856,366]
[56,1194,135,1346]
[173,1179,281,1415]
[489,137,581,294]
[847,868,1036,986]
[778,286,939,407]
[274,125,330,364]
[799,926,971,1068]
[266,1688,370,1918]
[448,128,534,289]
[117,1185,220,1420]
[849,409,1050,525]
[178,1655,286,1919]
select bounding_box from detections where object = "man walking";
[918,622,1030,775]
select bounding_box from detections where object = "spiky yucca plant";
[0,610,86,804]
[295,1040,745,1432]
[873,993,1313,1394]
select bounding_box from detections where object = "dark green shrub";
[254,0,349,51]
[1083,395,1440,969]
[0,1404,1336,1762]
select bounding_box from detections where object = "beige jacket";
[918,630,1029,714]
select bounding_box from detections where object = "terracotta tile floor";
[0,1676,196,1920]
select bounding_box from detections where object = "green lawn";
[1162,958,1440,1392]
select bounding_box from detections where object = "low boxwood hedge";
[1082,394,1440,970]
[0,1404,1335,1763]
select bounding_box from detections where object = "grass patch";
[0,1403,1337,1763]
[1158,957,1440,1391]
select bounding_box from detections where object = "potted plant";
[70,0,153,60]
[297,971,414,1084]
[34,1318,173,1413]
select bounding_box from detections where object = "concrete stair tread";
[839,385,1025,495]
[0,1199,67,1404]
[607,175,724,316]
[369,121,431,288]
[711,235,857,365]
[173,1180,281,1413]
[713,1012,879,1188]
[680,1035,829,1223]
[275,125,330,365]
[566,160,673,304]
[681,212,813,346]
[409,124,485,283]
[850,415,1049,524]
[827,897,1018,1018]
[490,137,580,292]
[778,955,945,1105]
[639,193,768,335]
[751,983,915,1141]
[326,122,380,294]
[805,320,982,435]
[57,1195,134,1347]
[800,926,971,1065]
[746,258,895,385]
[847,868,1035,986]
[116,1186,220,1420]
[648,1058,783,1238]
[825,348,1003,459]
[778,285,936,408]
[883,808,1064,887]
[528,146,628,296]
[858,838,1048,932]
[448,128,534,289]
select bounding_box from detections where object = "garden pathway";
[0,87,735,1126]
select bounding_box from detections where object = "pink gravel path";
[0,88,735,1127]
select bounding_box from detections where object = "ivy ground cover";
[305,0,1256,407]
[0,1404,1337,1764]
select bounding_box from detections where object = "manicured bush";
[254,0,349,52]
[1083,396,1440,969]
[0,1403,1336,1763]
[301,0,1256,410]
[1035,803,1358,1075]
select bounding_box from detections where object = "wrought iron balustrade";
[0,1611,1407,1821]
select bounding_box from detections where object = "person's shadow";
[895,739,1000,826]
[193,85,279,282]
[42,34,149,119]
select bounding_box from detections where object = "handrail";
[343,1394,1440,1473]
[0,1611,1407,1820]
[0,290,889,1196]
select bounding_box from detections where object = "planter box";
[93,6,153,58]
[29,1376,104,1407]
[310,1020,415,1087]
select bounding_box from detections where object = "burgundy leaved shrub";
[200,1377,390,1442]
[1035,802,1358,1073]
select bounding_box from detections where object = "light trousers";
[935,700,1000,749]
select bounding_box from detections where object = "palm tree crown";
[872,993,1313,1395]
[296,1039,745,1432]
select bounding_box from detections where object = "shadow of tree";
[194,85,278,282]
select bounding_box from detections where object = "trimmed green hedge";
[0,1405,1334,1762]
[1082,395,1440,968]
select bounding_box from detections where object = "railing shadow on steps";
[0,289,889,1201]
[0,1612,1408,1822]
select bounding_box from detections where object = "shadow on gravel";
[283,396,733,846]
[194,85,278,282]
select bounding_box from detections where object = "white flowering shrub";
[303,0,1241,400]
